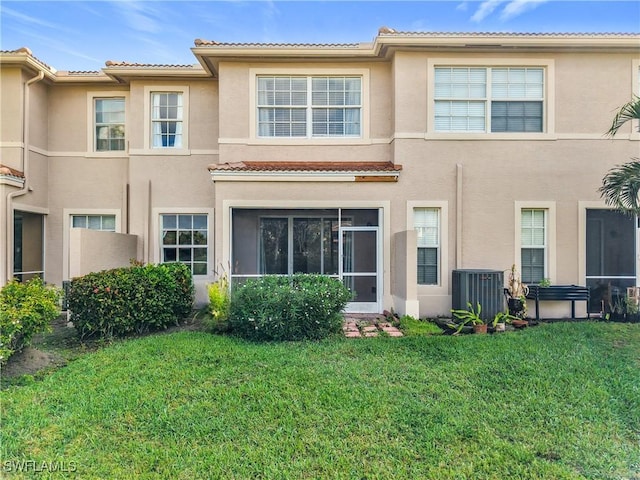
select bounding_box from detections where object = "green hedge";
[67,263,194,339]
[0,278,61,365]
[229,274,352,341]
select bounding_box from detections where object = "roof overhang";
[208,161,402,183]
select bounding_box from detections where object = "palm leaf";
[599,158,640,215]
[606,96,640,137]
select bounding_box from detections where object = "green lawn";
[1,322,639,479]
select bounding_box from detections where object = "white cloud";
[471,0,505,23]
[456,2,468,12]
[500,0,549,21]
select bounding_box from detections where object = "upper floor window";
[151,92,183,148]
[257,76,361,138]
[434,67,544,133]
[95,98,125,151]
[414,208,440,285]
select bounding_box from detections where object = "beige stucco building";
[1,30,639,318]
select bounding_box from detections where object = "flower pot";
[473,324,488,334]
[511,319,528,329]
[494,322,506,332]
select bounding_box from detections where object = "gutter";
[5,69,44,283]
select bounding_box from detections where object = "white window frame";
[256,75,362,139]
[151,207,215,280]
[514,202,556,285]
[408,201,449,292]
[413,207,441,286]
[427,58,555,140]
[249,68,370,144]
[143,86,189,153]
[86,91,128,156]
[159,213,209,276]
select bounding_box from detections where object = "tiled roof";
[104,60,199,69]
[376,29,639,37]
[194,39,359,48]
[0,165,25,178]
[1,47,56,73]
[209,161,402,173]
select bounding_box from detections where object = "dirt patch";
[1,312,207,381]
[2,347,66,378]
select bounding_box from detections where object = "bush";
[229,274,352,341]
[0,278,61,364]
[67,263,194,339]
[205,272,231,333]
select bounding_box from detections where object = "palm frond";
[599,158,640,215]
[606,96,640,137]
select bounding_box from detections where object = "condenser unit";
[452,269,504,320]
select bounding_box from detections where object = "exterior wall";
[69,229,137,278]
[1,36,638,317]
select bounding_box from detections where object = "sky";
[1,0,639,72]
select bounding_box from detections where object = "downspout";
[5,69,45,283]
[456,163,463,269]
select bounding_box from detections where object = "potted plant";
[506,264,528,318]
[451,302,487,334]
[491,310,516,332]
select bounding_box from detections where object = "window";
[151,92,183,147]
[257,76,361,137]
[435,67,544,133]
[521,209,546,283]
[95,98,125,151]
[161,214,207,275]
[71,214,116,231]
[414,208,440,285]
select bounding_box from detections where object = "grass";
[1,322,639,479]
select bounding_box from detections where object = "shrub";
[205,272,231,333]
[229,274,352,341]
[0,278,61,364]
[67,263,194,339]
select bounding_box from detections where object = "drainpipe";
[5,69,45,283]
[456,163,463,269]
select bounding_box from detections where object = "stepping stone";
[363,331,379,337]
[345,331,362,338]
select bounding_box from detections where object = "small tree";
[600,96,640,214]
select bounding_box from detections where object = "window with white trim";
[435,67,544,133]
[257,76,361,137]
[161,214,208,275]
[521,209,546,283]
[94,98,125,151]
[71,214,116,231]
[151,92,183,147]
[414,208,440,285]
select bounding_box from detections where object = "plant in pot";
[451,302,487,334]
[491,310,517,332]
[506,264,529,319]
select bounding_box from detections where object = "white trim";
[515,201,556,283]
[151,207,215,280]
[0,176,25,188]
[427,58,555,136]
[407,201,449,296]
[249,67,370,141]
[210,171,400,183]
[143,86,190,152]
[86,91,129,154]
[62,208,122,280]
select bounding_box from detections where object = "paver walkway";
[343,315,403,338]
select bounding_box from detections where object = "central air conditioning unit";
[452,269,504,320]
